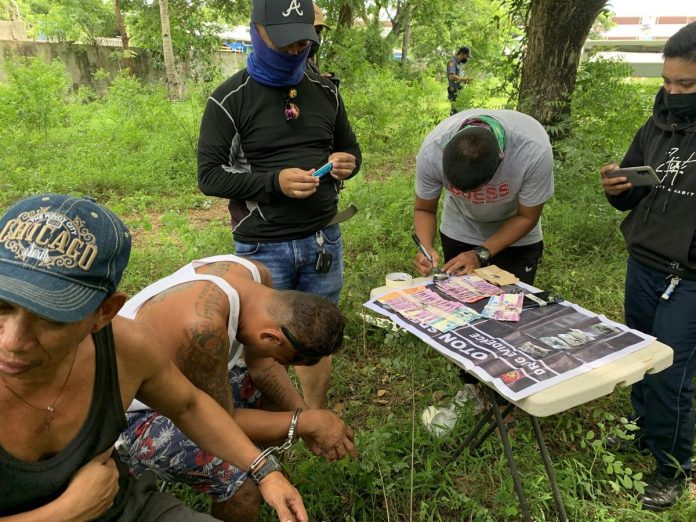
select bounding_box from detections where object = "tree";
[517,0,608,137]
[112,0,128,48]
[381,0,416,64]
[123,1,222,75]
[158,0,180,99]
[25,0,115,43]
[0,0,22,21]
[112,0,135,73]
[400,8,410,67]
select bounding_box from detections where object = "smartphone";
[312,162,333,178]
[607,165,661,186]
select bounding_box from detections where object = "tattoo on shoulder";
[146,283,190,306]
[194,283,226,321]
[176,322,232,410]
[198,262,233,278]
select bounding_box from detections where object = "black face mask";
[460,57,468,64]
[665,91,696,121]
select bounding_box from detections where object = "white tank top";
[119,255,260,412]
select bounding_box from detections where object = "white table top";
[369,276,673,417]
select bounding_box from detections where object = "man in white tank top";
[116,255,356,522]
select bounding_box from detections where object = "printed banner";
[365,276,655,401]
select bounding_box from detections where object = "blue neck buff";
[247,23,309,88]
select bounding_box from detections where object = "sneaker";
[640,471,691,512]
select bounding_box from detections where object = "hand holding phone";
[312,162,333,178]
[606,165,660,186]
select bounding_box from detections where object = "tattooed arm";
[172,281,235,411]
[244,348,309,411]
[176,319,234,412]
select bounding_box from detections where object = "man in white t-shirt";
[414,109,554,284]
[116,255,356,522]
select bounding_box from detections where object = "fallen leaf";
[432,390,446,401]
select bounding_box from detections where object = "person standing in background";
[307,2,336,84]
[447,46,470,115]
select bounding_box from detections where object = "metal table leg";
[451,384,569,521]
[485,386,533,522]
[452,404,495,460]
[531,415,568,522]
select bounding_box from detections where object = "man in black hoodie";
[601,21,696,512]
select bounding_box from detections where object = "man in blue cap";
[0,194,307,521]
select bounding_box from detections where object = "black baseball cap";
[252,0,319,48]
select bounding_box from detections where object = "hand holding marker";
[411,233,448,281]
[313,162,333,177]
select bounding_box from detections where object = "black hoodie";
[607,87,696,279]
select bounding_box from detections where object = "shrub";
[0,57,70,136]
[341,66,444,157]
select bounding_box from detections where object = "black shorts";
[439,232,544,285]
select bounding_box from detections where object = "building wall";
[0,21,27,41]
[586,13,696,78]
[605,15,696,40]
[0,40,246,91]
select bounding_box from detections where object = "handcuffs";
[249,408,302,485]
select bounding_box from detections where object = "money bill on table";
[435,275,503,303]
[481,293,525,322]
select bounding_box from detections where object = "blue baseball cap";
[0,194,131,323]
[252,0,319,48]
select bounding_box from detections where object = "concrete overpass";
[582,39,666,77]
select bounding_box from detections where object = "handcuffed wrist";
[288,407,302,440]
[247,408,303,483]
[249,453,282,486]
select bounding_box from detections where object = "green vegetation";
[2,56,694,521]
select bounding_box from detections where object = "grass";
[1,61,695,520]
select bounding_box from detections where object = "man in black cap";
[0,194,308,521]
[198,0,361,413]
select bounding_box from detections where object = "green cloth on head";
[460,115,507,152]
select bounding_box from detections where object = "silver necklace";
[1,344,80,422]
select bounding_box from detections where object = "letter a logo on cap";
[283,0,304,17]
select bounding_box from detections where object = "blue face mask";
[246,23,310,88]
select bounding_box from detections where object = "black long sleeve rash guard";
[197,69,361,242]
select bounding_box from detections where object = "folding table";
[368,278,673,521]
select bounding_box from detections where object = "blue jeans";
[234,224,343,304]
[625,256,696,475]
